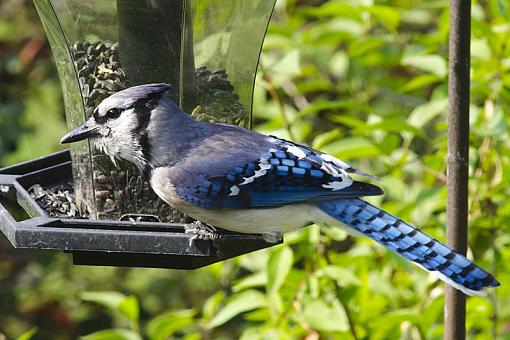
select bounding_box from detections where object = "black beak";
[60,122,100,144]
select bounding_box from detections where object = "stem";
[444,1,470,339]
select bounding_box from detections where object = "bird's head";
[60,83,173,168]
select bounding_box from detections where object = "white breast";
[183,204,317,234]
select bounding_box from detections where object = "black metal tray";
[0,150,279,269]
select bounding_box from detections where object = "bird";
[60,83,499,296]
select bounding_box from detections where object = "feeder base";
[0,150,280,269]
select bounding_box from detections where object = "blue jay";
[61,83,499,296]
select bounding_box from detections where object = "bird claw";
[184,221,221,248]
[262,231,283,244]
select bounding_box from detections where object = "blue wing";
[175,136,382,209]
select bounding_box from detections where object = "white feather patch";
[322,181,350,191]
[285,145,307,159]
[239,159,271,186]
[229,185,240,196]
[320,153,378,180]
[321,162,342,177]
[321,153,378,180]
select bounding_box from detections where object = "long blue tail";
[316,198,499,296]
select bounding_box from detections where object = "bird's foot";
[184,221,221,247]
[262,231,283,244]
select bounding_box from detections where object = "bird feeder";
[0,0,279,268]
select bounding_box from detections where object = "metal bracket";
[0,150,280,269]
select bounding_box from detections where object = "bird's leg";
[262,231,283,244]
[184,220,221,247]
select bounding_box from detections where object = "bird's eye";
[106,108,121,119]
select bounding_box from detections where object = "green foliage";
[207,289,267,329]
[0,0,66,167]
[81,329,142,340]
[81,292,140,329]
[16,328,37,340]
[1,0,510,339]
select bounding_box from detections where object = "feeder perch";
[0,0,279,268]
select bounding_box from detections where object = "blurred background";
[1,0,510,339]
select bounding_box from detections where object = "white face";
[89,107,141,164]
[61,84,171,168]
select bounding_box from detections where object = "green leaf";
[475,105,507,137]
[207,290,267,328]
[329,51,349,77]
[401,54,447,77]
[418,297,444,332]
[321,137,380,160]
[400,74,441,93]
[326,115,366,128]
[80,329,142,340]
[312,129,341,149]
[300,2,361,20]
[202,291,225,320]
[411,187,444,224]
[146,310,195,340]
[266,246,293,314]
[81,291,126,311]
[354,119,425,137]
[370,311,421,340]
[407,98,448,128]
[301,299,349,332]
[233,271,267,292]
[239,327,261,340]
[81,292,139,326]
[301,100,364,116]
[319,223,350,241]
[471,38,491,60]
[381,176,409,200]
[16,328,37,340]
[319,17,364,36]
[315,266,361,286]
[497,0,509,16]
[118,295,139,324]
[366,5,400,32]
[270,49,301,84]
[243,307,271,322]
[267,246,294,295]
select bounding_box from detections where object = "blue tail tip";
[490,278,501,287]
